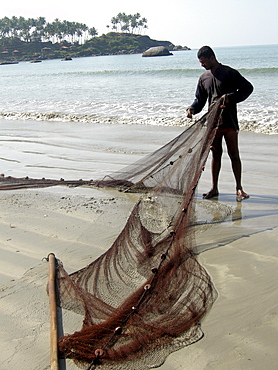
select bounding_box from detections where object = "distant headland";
[0,32,190,62]
[0,14,190,62]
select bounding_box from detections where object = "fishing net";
[0,98,224,369]
[55,99,224,369]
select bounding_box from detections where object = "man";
[187,46,253,201]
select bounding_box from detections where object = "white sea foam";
[1,109,277,134]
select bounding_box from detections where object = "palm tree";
[30,17,46,41]
[19,17,33,42]
[138,17,148,34]
[130,13,141,33]
[44,22,56,43]
[1,16,12,38]
[110,13,148,34]
[89,27,98,38]
[117,12,129,32]
[79,22,88,43]
[10,16,19,38]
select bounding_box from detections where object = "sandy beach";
[0,121,277,370]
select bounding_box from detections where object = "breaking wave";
[1,110,277,134]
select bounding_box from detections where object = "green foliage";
[84,33,142,54]
[0,16,176,60]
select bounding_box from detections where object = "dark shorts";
[215,128,238,138]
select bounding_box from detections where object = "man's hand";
[220,94,229,108]
[186,108,194,118]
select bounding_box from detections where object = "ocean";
[0,44,277,179]
[0,44,277,133]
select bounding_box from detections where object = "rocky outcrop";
[173,45,191,51]
[142,46,173,57]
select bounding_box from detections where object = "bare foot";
[236,189,249,202]
[203,189,219,199]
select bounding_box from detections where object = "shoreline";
[0,115,277,135]
[0,123,277,369]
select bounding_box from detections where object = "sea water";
[0,44,277,134]
[0,44,277,179]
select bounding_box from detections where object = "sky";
[1,0,277,48]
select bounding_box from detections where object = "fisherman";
[187,45,253,200]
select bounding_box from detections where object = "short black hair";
[197,46,215,59]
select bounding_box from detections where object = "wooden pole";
[48,253,59,370]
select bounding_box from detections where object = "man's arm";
[227,70,253,104]
[187,78,208,118]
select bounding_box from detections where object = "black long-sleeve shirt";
[189,64,253,130]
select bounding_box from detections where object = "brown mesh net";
[0,98,224,369]
[55,99,224,369]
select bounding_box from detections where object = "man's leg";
[203,134,223,199]
[224,130,249,200]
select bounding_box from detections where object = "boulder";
[142,46,173,57]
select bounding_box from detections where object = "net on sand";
[55,99,224,369]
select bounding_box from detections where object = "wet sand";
[0,120,277,369]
